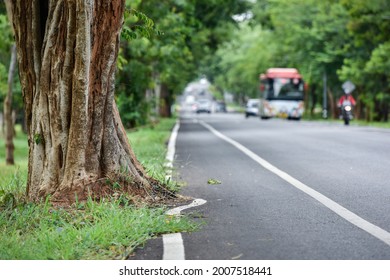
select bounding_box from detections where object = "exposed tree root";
[48,174,191,208]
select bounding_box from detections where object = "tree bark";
[159,83,172,118]
[4,44,17,165]
[309,84,317,118]
[4,0,16,165]
[327,88,336,119]
[10,0,164,204]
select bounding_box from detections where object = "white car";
[245,99,260,118]
[195,99,212,114]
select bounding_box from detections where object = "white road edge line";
[199,120,390,247]
[163,121,207,260]
[163,198,207,260]
[165,121,180,179]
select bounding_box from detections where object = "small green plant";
[207,178,222,185]
[112,182,122,189]
[0,190,16,209]
[34,133,44,145]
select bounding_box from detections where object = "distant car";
[195,99,212,114]
[245,99,260,118]
[215,101,227,113]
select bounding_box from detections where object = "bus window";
[266,78,303,100]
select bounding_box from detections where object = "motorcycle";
[340,81,356,126]
[341,99,353,125]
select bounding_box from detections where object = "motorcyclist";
[338,85,356,118]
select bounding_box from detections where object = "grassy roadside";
[0,119,196,260]
[127,119,181,191]
[303,111,390,128]
[303,117,390,128]
[0,126,28,197]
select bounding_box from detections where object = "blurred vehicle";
[338,81,356,125]
[340,99,353,125]
[194,99,212,114]
[216,101,227,113]
[259,68,305,120]
[245,99,260,118]
[180,101,197,114]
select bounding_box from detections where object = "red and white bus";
[259,68,305,120]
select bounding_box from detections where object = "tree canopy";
[1,0,390,129]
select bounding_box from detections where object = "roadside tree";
[9,0,167,204]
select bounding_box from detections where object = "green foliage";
[117,0,250,124]
[215,23,277,99]
[117,1,195,124]
[122,8,161,41]
[0,13,13,61]
[338,0,390,120]
[116,51,153,128]
[365,42,390,76]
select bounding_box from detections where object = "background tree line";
[1,0,389,137]
[116,0,248,127]
[214,0,390,122]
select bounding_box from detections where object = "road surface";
[132,112,390,260]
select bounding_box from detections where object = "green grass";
[0,118,196,260]
[353,120,390,129]
[303,112,390,128]
[127,119,182,191]
[0,126,28,197]
[0,199,195,260]
[128,119,174,174]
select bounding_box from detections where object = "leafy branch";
[122,8,163,41]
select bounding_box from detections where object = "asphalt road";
[132,112,390,260]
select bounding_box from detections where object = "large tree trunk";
[10,0,164,204]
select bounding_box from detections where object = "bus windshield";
[262,77,304,101]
